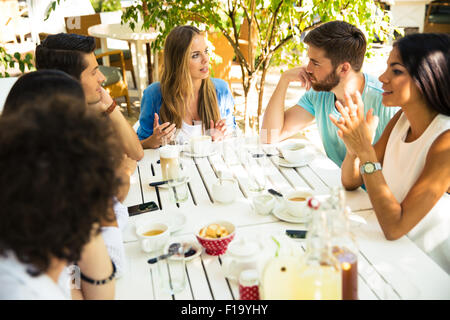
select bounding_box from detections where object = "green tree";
[90,0,122,13]
[123,0,397,132]
[0,47,34,78]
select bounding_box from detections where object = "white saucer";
[182,150,218,158]
[277,155,313,168]
[163,241,203,262]
[154,176,191,188]
[272,202,310,224]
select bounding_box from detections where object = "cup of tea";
[279,142,308,164]
[285,189,314,218]
[190,135,212,155]
[136,221,170,253]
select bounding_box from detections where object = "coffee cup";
[280,142,308,164]
[285,189,314,218]
[160,145,181,180]
[190,135,212,155]
[136,221,170,253]
[212,178,237,204]
[252,194,275,215]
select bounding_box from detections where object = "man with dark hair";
[261,21,399,167]
[36,33,144,161]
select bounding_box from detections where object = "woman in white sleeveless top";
[329,33,450,273]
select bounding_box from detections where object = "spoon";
[147,243,193,264]
[147,242,181,264]
[218,170,223,186]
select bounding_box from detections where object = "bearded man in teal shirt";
[261,21,399,167]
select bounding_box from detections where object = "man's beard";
[310,68,340,92]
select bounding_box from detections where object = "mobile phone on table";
[285,230,307,239]
[127,201,159,216]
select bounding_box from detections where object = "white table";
[118,139,450,300]
[88,22,158,99]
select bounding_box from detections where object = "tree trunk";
[257,58,269,131]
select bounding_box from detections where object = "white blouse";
[0,252,69,300]
[382,112,450,273]
[177,120,203,144]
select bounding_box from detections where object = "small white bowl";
[252,194,275,215]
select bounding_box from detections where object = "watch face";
[365,163,375,173]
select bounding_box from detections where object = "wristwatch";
[360,161,382,175]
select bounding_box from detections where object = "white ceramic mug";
[190,135,212,155]
[136,221,170,253]
[285,189,314,218]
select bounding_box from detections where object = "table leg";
[130,40,149,100]
[100,38,110,66]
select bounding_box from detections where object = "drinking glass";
[242,150,267,193]
[168,177,189,203]
[156,251,186,295]
[222,128,242,165]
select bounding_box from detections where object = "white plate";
[163,241,203,262]
[276,155,313,168]
[272,202,309,224]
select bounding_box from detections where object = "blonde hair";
[160,25,220,131]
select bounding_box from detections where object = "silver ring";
[350,112,357,117]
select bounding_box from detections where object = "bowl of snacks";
[195,220,236,256]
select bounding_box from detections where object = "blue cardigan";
[137,78,236,140]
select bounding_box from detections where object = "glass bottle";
[294,197,342,300]
[327,186,359,300]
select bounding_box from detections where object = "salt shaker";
[239,269,260,300]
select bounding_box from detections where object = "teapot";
[221,237,265,281]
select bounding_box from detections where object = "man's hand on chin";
[89,87,113,113]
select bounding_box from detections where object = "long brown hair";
[159,25,220,131]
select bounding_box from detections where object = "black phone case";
[128,202,159,216]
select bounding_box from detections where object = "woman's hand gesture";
[209,119,227,142]
[329,91,379,156]
[150,113,176,148]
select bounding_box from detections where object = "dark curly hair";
[0,71,123,276]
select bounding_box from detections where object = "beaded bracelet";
[80,261,116,286]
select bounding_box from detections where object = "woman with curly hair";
[0,70,123,299]
[137,25,237,148]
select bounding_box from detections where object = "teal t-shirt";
[297,73,399,167]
